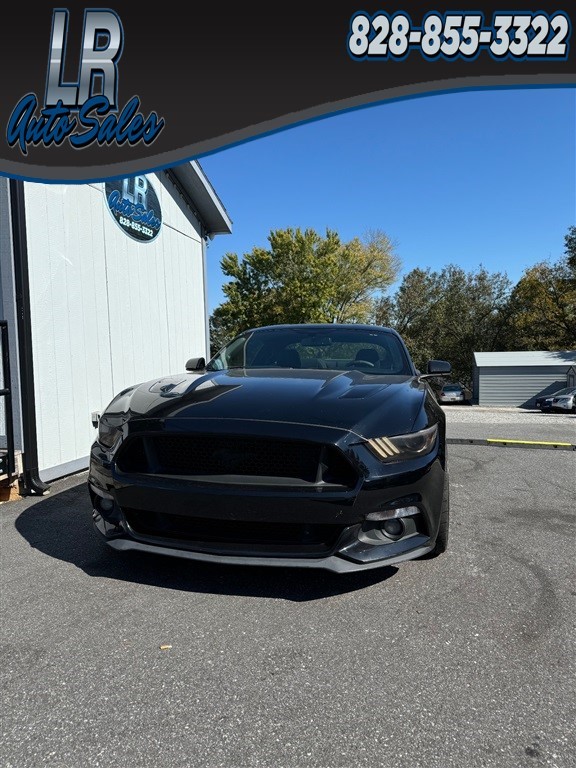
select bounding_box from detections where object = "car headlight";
[366,424,438,462]
[556,397,570,403]
[97,417,123,449]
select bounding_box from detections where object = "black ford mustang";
[88,324,451,573]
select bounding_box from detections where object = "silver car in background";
[549,387,576,413]
[437,383,472,405]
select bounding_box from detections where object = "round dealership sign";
[104,176,162,243]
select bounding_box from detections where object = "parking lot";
[443,405,576,444]
[1,408,575,768]
[443,405,576,443]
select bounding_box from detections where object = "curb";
[442,406,542,413]
[447,437,576,451]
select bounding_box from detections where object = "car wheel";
[420,477,449,559]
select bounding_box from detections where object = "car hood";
[105,369,430,438]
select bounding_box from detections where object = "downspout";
[202,228,212,359]
[9,179,50,496]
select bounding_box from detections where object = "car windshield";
[442,385,462,392]
[207,327,414,375]
[552,387,576,396]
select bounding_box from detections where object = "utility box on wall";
[0,161,232,489]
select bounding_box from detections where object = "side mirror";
[185,356,206,372]
[427,360,451,375]
[418,360,452,380]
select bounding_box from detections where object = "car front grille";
[116,434,358,489]
[123,508,347,554]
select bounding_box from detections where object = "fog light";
[99,497,114,512]
[382,519,404,538]
[366,505,419,521]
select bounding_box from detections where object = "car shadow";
[14,479,397,602]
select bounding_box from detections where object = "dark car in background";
[88,324,451,574]
[437,383,472,405]
[535,393,555,412]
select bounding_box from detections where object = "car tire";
[420,477,449,559]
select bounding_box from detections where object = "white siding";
[23,175,207,479]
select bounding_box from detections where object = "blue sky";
[199,86,575,314]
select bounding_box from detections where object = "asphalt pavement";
[1,408,575,768]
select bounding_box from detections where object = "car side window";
[209,335,247,370]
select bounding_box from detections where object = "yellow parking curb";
[447,438,576,451]
[486,438,573,447]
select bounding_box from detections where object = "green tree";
[374,264,512,385]
[564,224,576,273]
[373,267,443,367]
[210,227,400,353]
[504,226,576,350]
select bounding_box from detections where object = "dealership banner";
[1,2,574,181]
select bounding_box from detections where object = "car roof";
[241,323,403,337]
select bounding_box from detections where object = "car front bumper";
[88,427,446,573]
[551,400,574,412]
[98,530,434,573]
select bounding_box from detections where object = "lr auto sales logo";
[7,9,165,155]
[105,176,162,243]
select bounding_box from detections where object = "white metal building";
[473,350,576,407]
[0,162,232,492]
